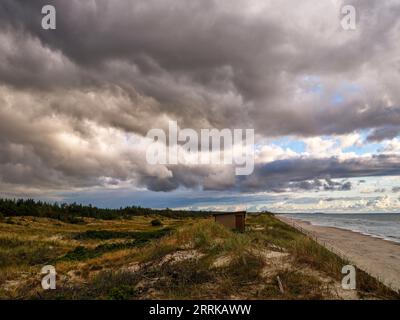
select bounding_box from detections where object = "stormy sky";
[0,0,400,212]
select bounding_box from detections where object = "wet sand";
[276,215,400,292]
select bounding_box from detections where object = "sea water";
[282,213,400,244]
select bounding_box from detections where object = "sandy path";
[276,215,400,292]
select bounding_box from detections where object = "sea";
[281,213,400,244]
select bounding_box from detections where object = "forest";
[0,198,212,222]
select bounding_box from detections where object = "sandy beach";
[276,215,400,292]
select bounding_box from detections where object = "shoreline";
[284,217,400,246]
[276,215,400,292]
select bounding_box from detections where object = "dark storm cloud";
[1,0,400,135]
[0,0,400,196]
[367,126,400,142]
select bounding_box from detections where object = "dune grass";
[1,213,399,300]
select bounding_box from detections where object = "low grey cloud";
[283,179,352,192]
[367,126,400,142]
[236,155,400,193]
[393,187,400,193]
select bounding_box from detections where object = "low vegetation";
[0,210,398,300]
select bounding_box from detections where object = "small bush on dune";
[91,270,139,299]
[223,233,251,252]
[193,230,210,248]
[151,219,162,227]
[5,218,15,225]
[154,258,214,298]
[226,252,265,283]
[106,285,137,300]
[63,215,85,224]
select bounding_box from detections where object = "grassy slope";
[0,213,398,300]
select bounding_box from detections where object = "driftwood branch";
[277,276,284,294]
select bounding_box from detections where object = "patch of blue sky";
[270,136,306,153]
[330,82,362,106]
[331,93,345,105]
[343,142,381,155]
[343,129,381,155]
[343,83,362,93]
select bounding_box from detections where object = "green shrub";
[60,246,101,261]
[59,242,139,262]
[62,228,173,262]
[154,258,213,297]
[5,218,14,225]
[151,219,162,227]
[106,285,137,300]
[74,228,171,241]
[62,215,85,224]
[225,252,265,283]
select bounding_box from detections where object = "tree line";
[0,198,212,222]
